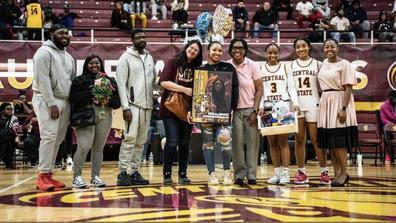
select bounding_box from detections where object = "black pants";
[172,10,188,23]
[162,117,192,176]
[24,134,40,163]
[0,141,15,167]
[56,126,73,164]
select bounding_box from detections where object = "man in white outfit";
[116,28,157,186]
[32,24,75,191]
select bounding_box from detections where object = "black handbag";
[70,107,95,128]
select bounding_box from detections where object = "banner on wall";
[0,42,395,110]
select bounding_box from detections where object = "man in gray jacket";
[116,28,157,186]
[32,24,76,191]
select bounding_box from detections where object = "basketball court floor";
[0,161,395,222]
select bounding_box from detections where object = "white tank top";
[261,62,298,109]
[290,58,320,110]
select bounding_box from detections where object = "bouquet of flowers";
[90,73,116,119]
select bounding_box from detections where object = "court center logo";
[0,177,395,222]
[387,61,396,90]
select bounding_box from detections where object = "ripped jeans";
[200,124,232,173]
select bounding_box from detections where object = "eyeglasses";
[232,46,245,51]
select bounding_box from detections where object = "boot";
[37,173,55,191]
[48,172,65,188]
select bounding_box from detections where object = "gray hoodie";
[32,40,75,107]
[116,47,156,110]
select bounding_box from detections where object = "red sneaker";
[48,172,65,188]
[320,171,331,185]
[294,170,309,184]
[37,173,55,192]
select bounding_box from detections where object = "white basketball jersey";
[261,62,298,109]
[290,58,320,110]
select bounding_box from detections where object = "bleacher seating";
[36,0,395,43]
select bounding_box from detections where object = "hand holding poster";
[192,69,233,124]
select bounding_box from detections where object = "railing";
[2,26,396,45]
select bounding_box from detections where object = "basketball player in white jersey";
[259,43,300,185]
[290,37,329,185]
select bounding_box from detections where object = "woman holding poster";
[189,41,239,185]
[260,43,300,185]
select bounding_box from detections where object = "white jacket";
[116,47,156,110]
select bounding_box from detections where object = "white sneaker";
[223,170,233,185]
[208,172,219,185]
[279,171,290,185]
[267,174,281,184]
[90,176,106,187]
[72,176,87,188]
[151,16,158,20]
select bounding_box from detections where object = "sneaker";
[48,172,66,188]
[178,173,191,185]
[90,176,106,187]
[163,177,173,185]
[279,171,290,185]
[208,172,219,185]
[130,171,149,185]
[72,176,88,189]
[320,171,331,185]
[29,161,38,168]
[151,16,158,20]
[234,178,244,186]
[37,173,55,192]
[223,170,233,185]
[267,175,281,184]
[117,171,131,186]
[247,179,257,185]
[294,170,309,184]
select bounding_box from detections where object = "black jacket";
[70,72,121,110]
[253,8,278,26]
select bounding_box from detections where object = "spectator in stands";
[171,0,189,28]
[160,39,203,185]
[43,6,59,29]
[150,0,167,20]
[32,24,75,191]
[393,0,396,29]
[8,0,21,26]
[253,1,278,39]
[70,55,120,189]
[23,111,39,167]
[111,1,130,30]
[272,0,293,20]
[142,90,165,162]
[0,0,13,40]
[330,7,356,43]
[232,0,250,38]
[312,0,330,18]
[59,4,77,30]
[295,0,316,28]
[345,0,370,38]
[25,0,43,40]
[307,16,330,42]
[0,102,18,169]
[129,0,147,29]
[13,90,33,115]
[227,38,262,186]
[380,90,396,125]
[374,10,395,42]
[116,29,156,186]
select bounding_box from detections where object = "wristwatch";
[252,109,258,114]
[341,106,347,110]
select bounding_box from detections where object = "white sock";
[298,167,306,173]
[320,167,328,173]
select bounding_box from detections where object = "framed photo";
[258,110,299,136]
[191,69,233,124]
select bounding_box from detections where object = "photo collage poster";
[192,70,233,124]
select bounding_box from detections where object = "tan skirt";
[317,91,358,149]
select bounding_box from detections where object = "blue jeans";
[162,117,193,176]
[201,124,232,173]
[253,23,278,39]
[331,32,356,43]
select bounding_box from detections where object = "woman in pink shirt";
[380,90,396,125]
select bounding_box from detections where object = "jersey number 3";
[270,83,277,93]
